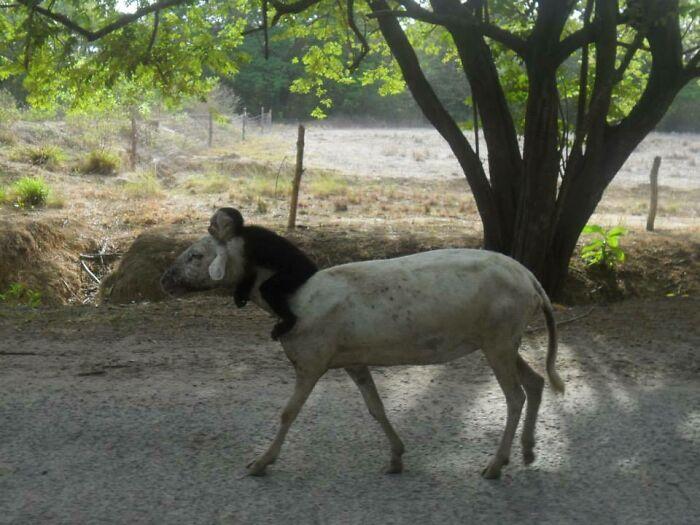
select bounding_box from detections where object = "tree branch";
[15,0,192,42]
[556,10,630,65]
[143,9,161,62]
[480,23,527,56]
[367,8,451,26]
[269,0,323,25]
[347,0,369,70]
[614,31,645,83]
[368,0,502,249]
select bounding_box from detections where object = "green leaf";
[582,224,605,235]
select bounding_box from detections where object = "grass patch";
[9,177,50,208]
[183,172,232,194]
[241,173,291,199]
[308,172,349,197]
[0,283,42,307]
[124,171,163,199]
[0,187,6,205]
[13,145,65,169]
[0,128,16,146]
[46,192,66,209]
[80,149,121,175]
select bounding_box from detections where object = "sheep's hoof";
[385,459,403,474]
[523,450,535,465]
[481,463,502,480]
[246,460,268,477]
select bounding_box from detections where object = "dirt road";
[1,297,698,524]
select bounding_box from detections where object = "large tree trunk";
[368,0,694,300]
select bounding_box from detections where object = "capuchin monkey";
[208,207,318,340]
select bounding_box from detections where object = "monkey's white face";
[160,236,246,295]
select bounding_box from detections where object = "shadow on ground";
[0,297,698,524]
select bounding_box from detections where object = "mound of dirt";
[0,218,93,305]
[99,228,197,304]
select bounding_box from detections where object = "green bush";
[81,149,121,175]
[0,283,42,307]
[11,177,50,208]
[580,225,628,268]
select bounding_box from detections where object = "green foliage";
[658,81,700,132]
[0,283,42,307]
[10,176,50,208]
[580,225,628,269]
[1,2,246,113]
[81,149,121,175]
[0,186,6,204]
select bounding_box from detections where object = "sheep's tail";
[532,277,565,394]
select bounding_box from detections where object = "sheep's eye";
[189,252,204,261]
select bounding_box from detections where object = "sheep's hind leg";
[247,367,324,476]
[517,355,545,465]
[481,343,525,479]
[345,366,405,474]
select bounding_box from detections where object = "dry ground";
[0,296,698,524]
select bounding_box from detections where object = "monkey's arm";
[233,263,256,307]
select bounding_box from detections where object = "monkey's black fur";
[211,207,318,340]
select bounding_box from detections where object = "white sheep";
[161,237,564,479]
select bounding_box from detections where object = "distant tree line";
[223,30,700,131]
[222,30,472,125]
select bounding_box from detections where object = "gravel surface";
[1,297,698,524]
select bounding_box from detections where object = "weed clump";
[81,149,121,175]
[10,177,50,208]
[124,171,163,199]
[16,145,65,169]
[183,172,231,194]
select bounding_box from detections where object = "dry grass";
[124,171,164,199]
[11,145,65,170]
[80,149,121,175]
[183,172,232,194]
[307,172,349,197]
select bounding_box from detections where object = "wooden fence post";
[288,124,305,231]
[260,106,264,134]
[646,156,661,231]
[207,110,214,147]
[268,109,272,131]
[242,107,247,141]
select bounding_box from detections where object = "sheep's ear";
[208,245,227,281]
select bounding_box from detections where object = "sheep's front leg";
[247,368,324,476]
[345,366,405,474]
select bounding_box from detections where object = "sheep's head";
[160,236,235,296]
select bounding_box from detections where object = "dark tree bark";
[368,0,698,298]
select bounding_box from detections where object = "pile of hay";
[99,228,196,304]
[0,219,92,304]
